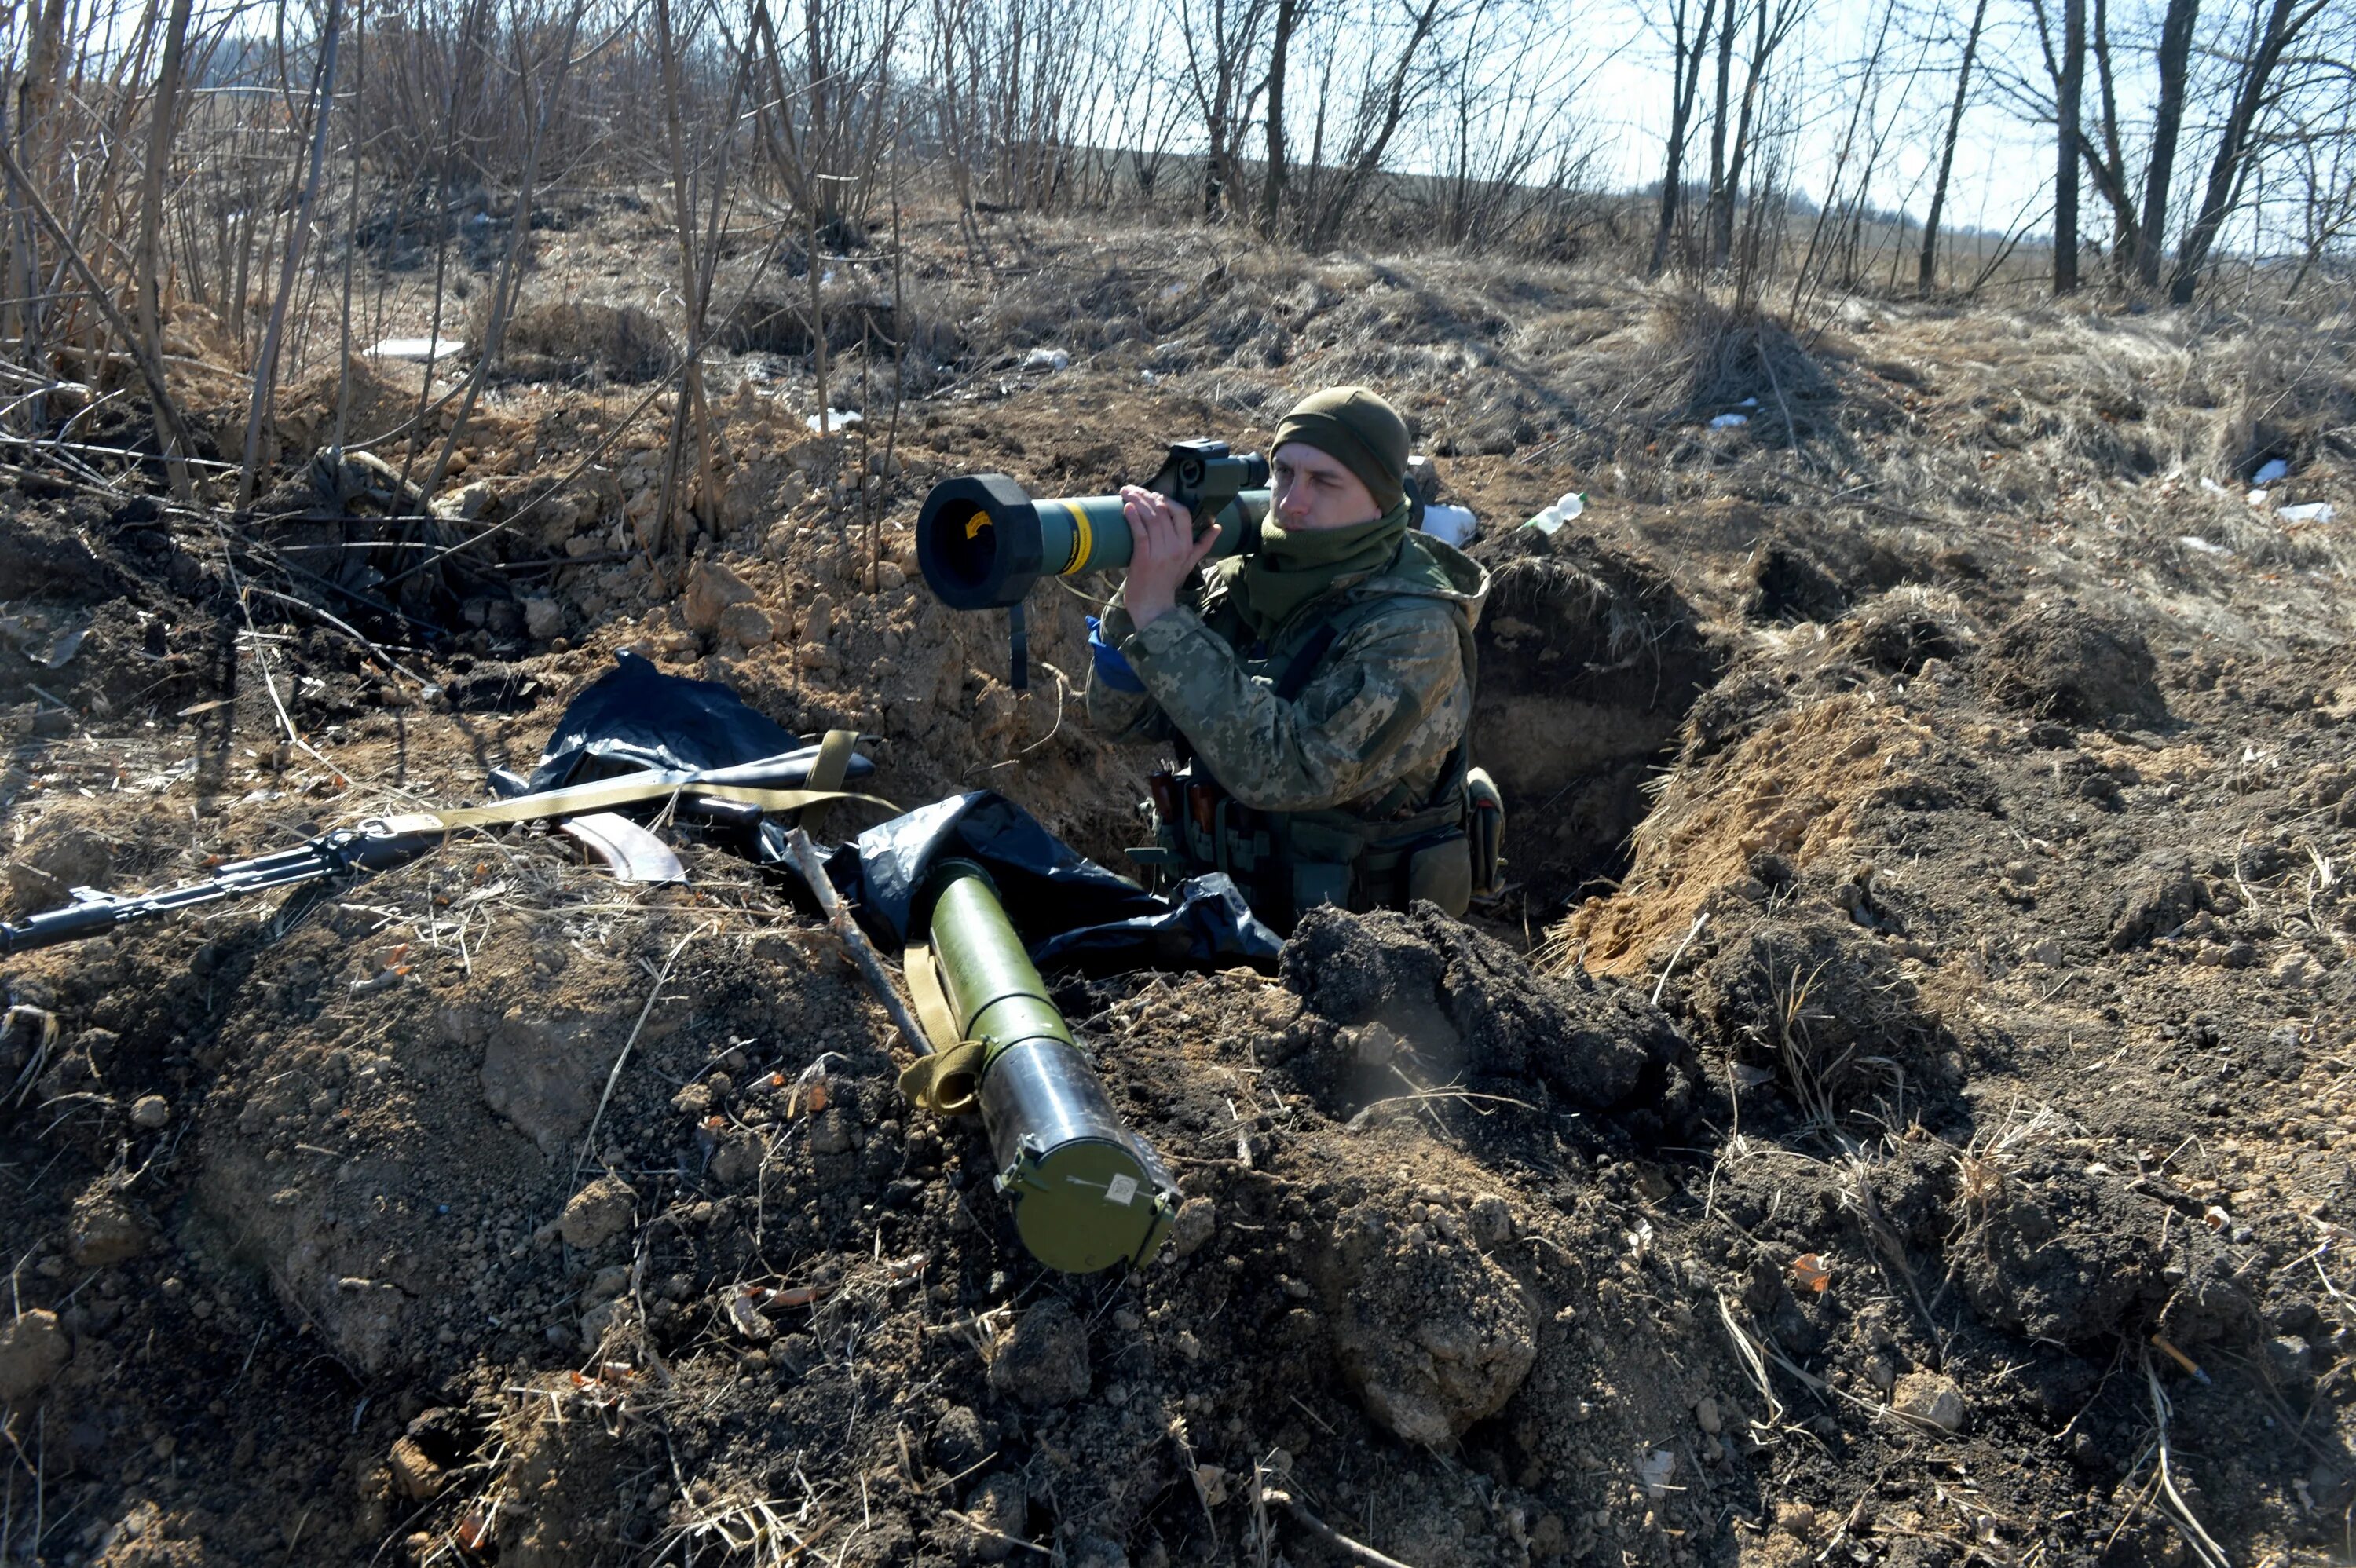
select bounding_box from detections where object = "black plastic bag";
[530,651,808,789]
[809,791,1282,974]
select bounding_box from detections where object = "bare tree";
[1704,0,1804,269]
[1918,0,1988,292]
[2133,0,2201,286]
[1648,0,1718,275]
[1289,0,1453,247]
[1415,0,1604,251]
[1259,0,1303,234]
[1172,0,1275,220]
[2169,0,2333,301]
[2056,0,2084,291]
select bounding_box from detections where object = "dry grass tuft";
[492,298,673,383]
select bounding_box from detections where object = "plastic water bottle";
[1524,491,1586,535]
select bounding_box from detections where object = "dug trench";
[5,338,2356,1567]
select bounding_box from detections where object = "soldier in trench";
[1085,386,1494,930]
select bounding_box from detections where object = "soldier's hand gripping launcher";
[914,440,1272,689]
[909,861,1179,1274]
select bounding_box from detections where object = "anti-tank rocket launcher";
[904,860,1180,1273]
[916,440,1272,689]
[780,835,1180,1275]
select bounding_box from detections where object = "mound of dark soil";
[1281,903,1695,1137]
[1949,1158,2166,1344]
[1688,912,1943,1109]
[1745,540,1847,623]
[1837,593,1970,674]
[1980,604,2165,726]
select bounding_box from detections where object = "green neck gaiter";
[1235,502,1410,638]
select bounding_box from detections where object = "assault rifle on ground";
[1,745,881,956]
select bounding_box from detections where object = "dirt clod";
[2106,862,2211,950]
[685,561,759,634]
[130,1093,170,1129]
[1952,1164,2164,1344]
[1319,1190,1536,1446]
[0,1309,69,1402]
[1688,913,1940,1110]
[389,1435,447,1500]
[989,1297,1090,1409]
[558,1175,637,1248]
[1169,1197,1216,1258]
[1284,905,1693,1133]
[66,1192,149,1268]
[1892,1370,1966,1432]
[5,822,112,914]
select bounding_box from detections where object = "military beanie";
[1271,386,1410,514]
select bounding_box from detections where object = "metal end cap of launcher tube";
[997,1135,1178,1274]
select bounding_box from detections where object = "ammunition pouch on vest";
[1129,595,1504,928]
[1136,757,1474,926]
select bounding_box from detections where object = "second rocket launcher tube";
[921,861,1180,1274]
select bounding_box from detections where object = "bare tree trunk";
[1703,0,1738,269]
[1919,0,1987,292]
[2087,0,2139,269]
[2135,0,2200,287]
[1714,0,1787,270]
[1649,0,1717,276]
[653,0,723,559]
[1260,0,1299,236]
[134,0,196,499]
[238,0,345,507]
[2055,0,2083,292]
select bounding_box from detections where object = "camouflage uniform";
[1087,530,1490,919]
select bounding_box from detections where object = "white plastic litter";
[365,336,466,361]
[2254,458,2291,484]
[1637,1449,1677,1498]
[2248,488,2271,506]
[2199,477,2228,495]
[1524,492,1586,535]
[2178,535,2231,555]
[805,408,863,432]
[1023,347,1071,371]
[1709,412,1749,429]
[2279,502,2337,524]
[1419,503,1478,546]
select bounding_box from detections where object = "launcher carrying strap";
[894,941,986,1117]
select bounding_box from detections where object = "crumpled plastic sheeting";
[811,791,1282,974]
[531,651,818,788]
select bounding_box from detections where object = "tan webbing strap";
[369,784,893,839]
[897,1040,986,1118]
[799,729,860,837]
[808,729,860,794]
[902,943,960,1052]
[895,943,983,1117]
